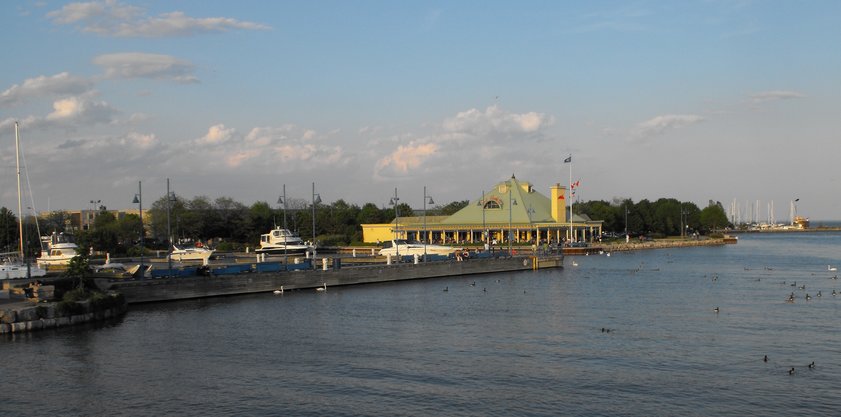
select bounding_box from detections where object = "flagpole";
[568,154,572,244]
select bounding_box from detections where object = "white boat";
[256,227,312,254]
[170,244,215,262]
[2,253,47,280]
[378,239,459,257]
[2,122,47,279]
[37,231,80,267]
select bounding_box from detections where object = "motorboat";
[37,231,81,267]
[256,227,312,254]
[170,244,215,262]
[378,239,459,257]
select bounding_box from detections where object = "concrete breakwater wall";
[99,255,562,304]
[0,295,127,334]
[598,238,725,252]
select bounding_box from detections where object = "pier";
[96,253,563,304]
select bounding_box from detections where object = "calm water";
[2,233,841,416]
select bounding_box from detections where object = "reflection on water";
[2,232,841,416]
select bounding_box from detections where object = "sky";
[2,0,840,222]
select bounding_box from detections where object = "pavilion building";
[361,175,603,245]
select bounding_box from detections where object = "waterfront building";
[362,175,603,245]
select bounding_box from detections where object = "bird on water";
[316,283,327,292]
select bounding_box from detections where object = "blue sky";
[2,0,839,222]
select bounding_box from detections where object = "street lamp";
[508,180,517,255]
[89,199,101,230]
[389,187,400,258]
[277,184,288,263]
[132,181,143,276]
[423,186,434,259]
[527,205,536,245]
[165,178,176,276]
[625,205,630,242]
[276,184,288,230]
[311,182,321,249]
[478,190,487,247]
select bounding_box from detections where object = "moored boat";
[256,227,312,254]
[37,231,80,267]
[170,244,215,262]
[378,239,460,257]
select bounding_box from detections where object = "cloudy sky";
[2,1,839,222]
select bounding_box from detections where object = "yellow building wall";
[361,223,401,243]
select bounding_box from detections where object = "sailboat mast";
[14,122,24,259]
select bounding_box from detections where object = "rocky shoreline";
[0,293,127,335]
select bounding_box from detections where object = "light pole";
[423,186,434,259]
[508,180,517,255]
[480,190,487,247]
[625,205,630,242]
[389,188,400,258]
[132,181,143,276]
[311,182,321,249]
[89,199,101,230]
[527,205,536,245]
[276,184,288,230]
[165,178,176,276]
[277,184,288,263]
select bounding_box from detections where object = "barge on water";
[95,253,563,304]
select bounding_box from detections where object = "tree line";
[574,198,731,238]
[1,194,730,257]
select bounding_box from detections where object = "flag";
[563,155,572,163]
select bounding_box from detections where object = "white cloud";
[633,114,705,139]
[197,124,235,145]
[183,124,344,172]
[48,0,270,37]
[0,94,118,131]
[375,142,440,177]
[0,72,93,106]
[94,53,199,83]
[45,96,117,124]
[443,105,553,136]
[750,90,805,104]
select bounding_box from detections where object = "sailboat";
[1,122,47,279]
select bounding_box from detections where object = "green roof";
[442,175,556,225]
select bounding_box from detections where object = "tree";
[699,202,730,233]
[438,200,469,216]
[0,207,18,253]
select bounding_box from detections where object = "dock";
[95,253,563,304]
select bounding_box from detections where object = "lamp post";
[422,186,434,259]
[89,199,101,230]
[527,205,536,245]
[625,205,630,243]
[481,190,487,247]
[165,178,176,276]
[311,182,321,251]
[389,188,400,259]
[508,180,517,255]
[276,184,288,230]
[132,181,143,275]
[277,184,288,263]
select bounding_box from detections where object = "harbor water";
[2,232,840,416]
